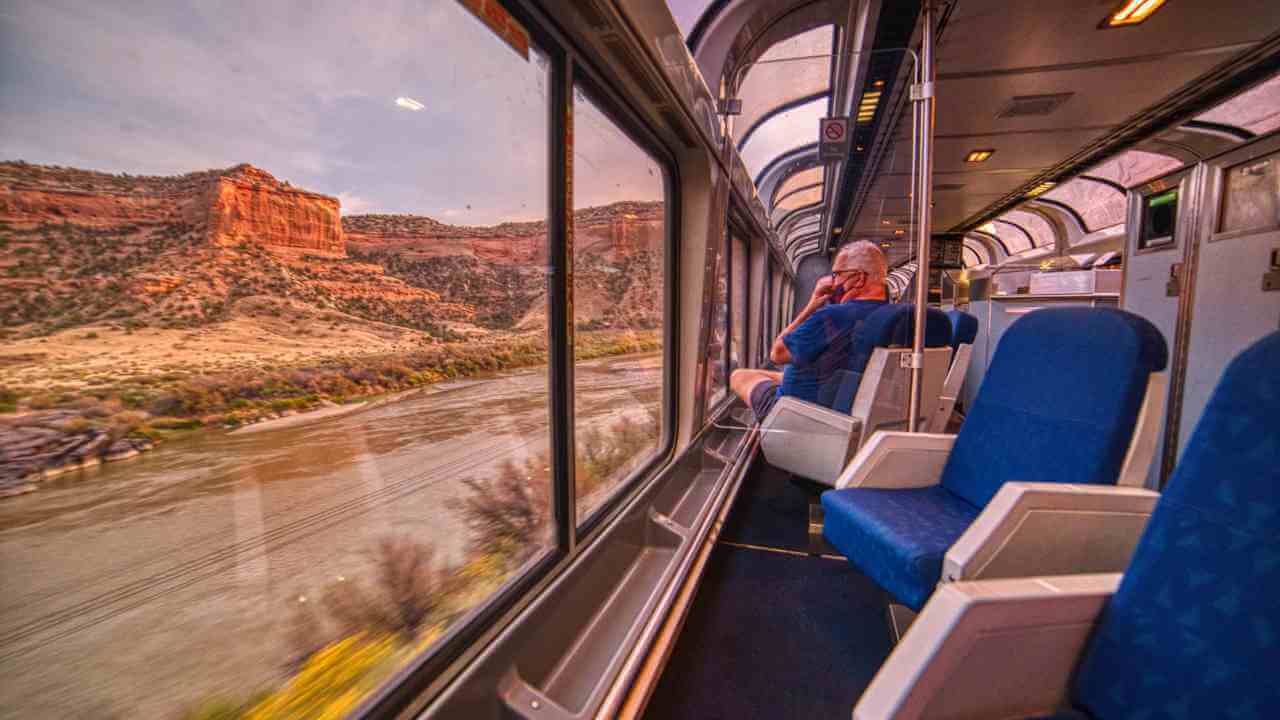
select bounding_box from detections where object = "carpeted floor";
[643,543,893,719]
[718,460,827,553]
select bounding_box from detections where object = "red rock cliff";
[203,165,345,257]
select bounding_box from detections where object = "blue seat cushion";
[822,485,979,611]
[1071,332,1280,719]
[946,310,978,348]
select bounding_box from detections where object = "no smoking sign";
[819,116,851,160]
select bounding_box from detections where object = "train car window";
[736,26,834,144]
[1139,188,1180,249]
[571,88,667,522]
[1086,150,1183,190]
[982,221,1034,253]
[703,230,731,414]
[667,0,718,39]
[730,233,750,377]
[1218,153,1280,236]
[1044,178,1127,233]
[1004,209,1057,248]
[740,96,828,179]
[0,2,558,716]
[1196,73,1280,137]
[773,167,824,208]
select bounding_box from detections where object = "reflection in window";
[572,88,666,522]
[1219,153,1280,235]
[703,231,730,413]
[736,26,833,141]
[1044,178,1127,233]
[0,2,554,716]
[1196,73,1280,137]
[740,95,828,179]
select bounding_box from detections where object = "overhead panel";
[741,95,829,179]
[736,25,834,142]
[1195,72,1280,137]
[1043,178,1126,233]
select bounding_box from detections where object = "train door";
[1179,132,1280,458]
[1124,167,1196,487]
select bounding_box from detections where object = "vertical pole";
[551,56,576,553]
[907,3,936,432]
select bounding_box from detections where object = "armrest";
[945,482,1159,582]
[834,431,956,490]
[854,573,1120,720]
[760,397,863,486]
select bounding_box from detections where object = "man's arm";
[770,276,835,364]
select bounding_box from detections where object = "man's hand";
[808,275,836,310]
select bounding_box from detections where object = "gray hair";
[834,240,887,282]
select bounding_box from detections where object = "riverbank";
[0,329,660,498]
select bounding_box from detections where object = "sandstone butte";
[0,160,665,334]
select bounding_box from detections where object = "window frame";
[567,65,680,542]
[352,2,681,715]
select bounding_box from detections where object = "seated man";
[731,240,889,422]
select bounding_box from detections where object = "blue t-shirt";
[779,300,887,405]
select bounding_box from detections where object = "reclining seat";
[823,308,1167,611]
[852,331,1280,719]
[760,304,952,485]
[927,309,979,432]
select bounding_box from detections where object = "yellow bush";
[242,633,399,720]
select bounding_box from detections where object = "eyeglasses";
[830,268,867,281]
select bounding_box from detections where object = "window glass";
[572,88,666,522]
[1003,209,1056,248]
[0,2,553,717]
[1085,150,1182,190]
[772,166,824,209]
[1044,178,1126,233]
[730,234,749,376]
[736,26,833,143]
[962,246,980,267]
[1219,153,1280,236]
[666,0,717,38]
[773,185,824,218]
[740,96,827,179]
[703,231,730,413]
[983,221,1032,253]
[1196,73,1280,137]
[1140,188,1179,248]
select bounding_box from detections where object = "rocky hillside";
[0,161,663,338]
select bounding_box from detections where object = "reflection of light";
[395,97,425,111]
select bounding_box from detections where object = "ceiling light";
[873,79,885,88]
[395,97,425,111]
[857,90,881,123]
[1026,181,1056,198]
[1102,0,1167,27]
[881,219,892,225]
[894,229,906,236]
[964,149,995,163]
[979,222,997,234]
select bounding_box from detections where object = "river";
[0,352,662,719]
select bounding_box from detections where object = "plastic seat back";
[1071,332,1280,718]
[820,304,952,414]
[939,308,1167,509]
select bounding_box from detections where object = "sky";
[0,0,663,225]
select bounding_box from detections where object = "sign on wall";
[819,117,851,161]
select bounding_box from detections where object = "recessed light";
[1026,181,1056,198]
[894,229,906,236]
[964,149,995,163]
[881,219,892,225]
[1102,0,1167,27]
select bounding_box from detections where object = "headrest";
[940,307,1167,509]
[845,304,953,376]
[1072,332,1280,717]
[946,310,979,348]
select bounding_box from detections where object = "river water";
[0,353,662,719]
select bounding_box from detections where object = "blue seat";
[1070,331,1280,718]
[946,309,978,350]
[823,308,1168,610]
[817,304,952,414]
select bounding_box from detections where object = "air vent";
[934,184,964,191]
[996,93,1074,118]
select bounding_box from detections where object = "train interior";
[1,0,1278,719]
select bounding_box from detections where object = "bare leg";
[730,368,783,407]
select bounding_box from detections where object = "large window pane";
[730,233,749,375]
[1044,178,1127,233]
[737,26,834,142]
[0,3,555,717]
[740,95,828,180]
[572,89,666,522]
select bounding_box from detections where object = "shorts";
[749,380,780,423]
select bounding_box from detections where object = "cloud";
[336,192,375,215]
